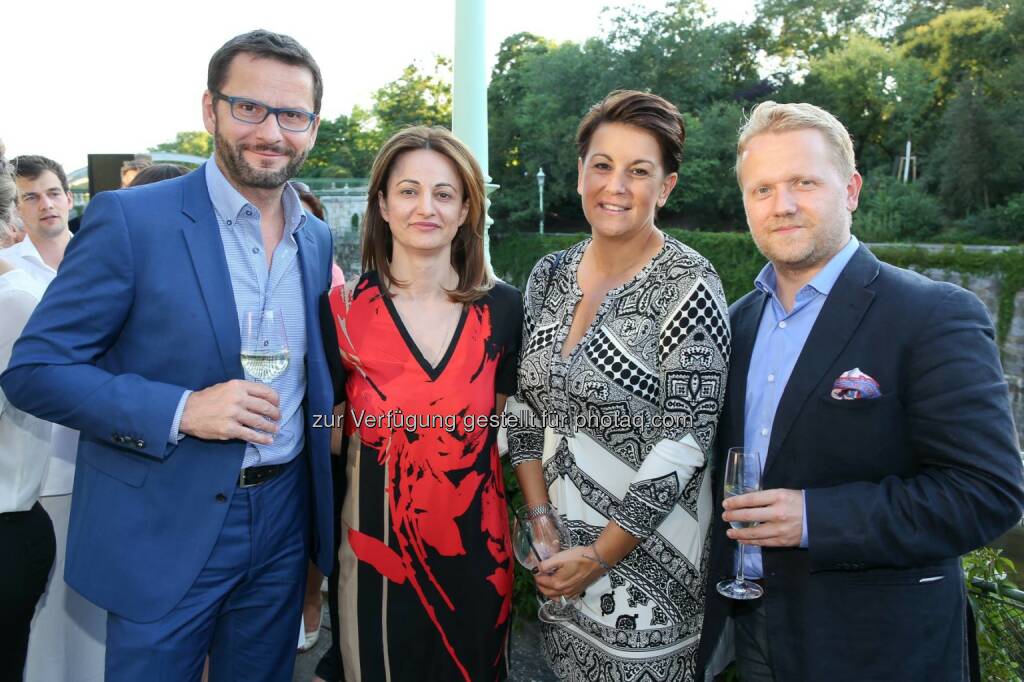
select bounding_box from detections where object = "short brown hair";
[361,126,493,303]
[576,90,686,174]
[736,101,856,184]
[208,30,323,113]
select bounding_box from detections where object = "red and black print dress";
[327,272,522,682]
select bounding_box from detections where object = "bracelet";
[585,543,615,573]
[524,502,553,520]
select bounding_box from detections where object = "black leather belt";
[237,463,285,488]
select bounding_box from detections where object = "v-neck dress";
[327,272,523,682]
[507,236,730,681]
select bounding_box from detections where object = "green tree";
[371,56,452,137]
[794,34,938,171]
[901,7,1011,101]
[304,107,378,178]
[149,131,213,157]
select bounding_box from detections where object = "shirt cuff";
[800,489,809,548]
[168,390,191,444]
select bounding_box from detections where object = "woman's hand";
[533,546,605,599]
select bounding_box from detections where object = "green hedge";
[490,230,1024,343]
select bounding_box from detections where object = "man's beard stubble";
[214,129,308,190]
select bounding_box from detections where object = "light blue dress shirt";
[739,236,859,578]
[168,160,308,469]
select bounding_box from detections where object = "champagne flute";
[240,309,290,383]
[717,447,764,600]
[512,505,578,623]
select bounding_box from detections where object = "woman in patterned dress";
[507,90,730,681]
[324,126,522,681]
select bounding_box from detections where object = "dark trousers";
[314,449,347,681]
[105,456,311,682]
[0,502,56,682]
[733,597,776,682]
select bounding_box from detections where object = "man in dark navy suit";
[2,30,335,681]
[697,101,1023,681]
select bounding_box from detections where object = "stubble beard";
[214,126,308,191]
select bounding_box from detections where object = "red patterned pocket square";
[830,368,881,400]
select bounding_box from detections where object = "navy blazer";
[1,166,336,622]
[697,245,1024,680]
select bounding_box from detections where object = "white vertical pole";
[453,0,494,267]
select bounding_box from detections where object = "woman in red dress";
[324,126,521,682]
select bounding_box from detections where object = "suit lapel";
[727,292,767,450]
[763,246,880,479]
[180,166,242,378]
[295,225,323,360]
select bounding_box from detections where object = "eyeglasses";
[212,91,318,132]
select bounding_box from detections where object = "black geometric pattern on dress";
[524,322,558,358]
[650,606,669,626]
[542,445,704,608]
[508,427,544,468]
[659,279,731,364]
[586,327,659,405]
[679,465,705,519]
[626,585,650,609]
[541,624,698,681]
[662,368,726,448]
[613,472,681,540]
[601,592,616,616]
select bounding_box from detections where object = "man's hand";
[179,380,281,445]
[723,488,804,547]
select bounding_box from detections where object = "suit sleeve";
[806,286,1024,569]
[0,192,186,460]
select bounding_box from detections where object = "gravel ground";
[292,605,557,681]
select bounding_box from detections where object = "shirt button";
[252,247,260,254]
[761,428,769,436]
[226,220,232,225]
[779,321,787,329]
[246,210,252,216]
[767,374,775,383]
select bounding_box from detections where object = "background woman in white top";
[0,144,57,681]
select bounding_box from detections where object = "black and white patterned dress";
[507,236,730,681]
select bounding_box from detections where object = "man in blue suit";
[696,101,1023,681]
[1,30,336,681]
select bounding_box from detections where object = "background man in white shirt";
[4,155,106,681]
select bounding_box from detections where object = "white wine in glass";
[241,309,289,384]
[717,447,764,600]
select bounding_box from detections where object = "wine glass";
[240,309,290,384]
[512,505,578,623]
[717,447,764,600]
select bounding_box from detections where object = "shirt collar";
[204,158,306,236]
[754,235,860,299]
[2,236,46,267]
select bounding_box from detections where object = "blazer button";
[215,493,227,503]
[111,433,121,443]
[135,439,146,449]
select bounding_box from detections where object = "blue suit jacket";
[1,166,335,622]
[697,245,1024,680]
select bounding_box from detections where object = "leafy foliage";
[149,131,213,157]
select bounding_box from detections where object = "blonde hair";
[361,125,493,303]
[736,101,856,185]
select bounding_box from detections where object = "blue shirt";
[169,160,308,469]
[740,236,859,578]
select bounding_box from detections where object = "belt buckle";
[238,468,259,488]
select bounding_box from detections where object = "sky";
[3,0,754,174]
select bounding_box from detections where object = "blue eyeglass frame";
[212,91,318,132]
